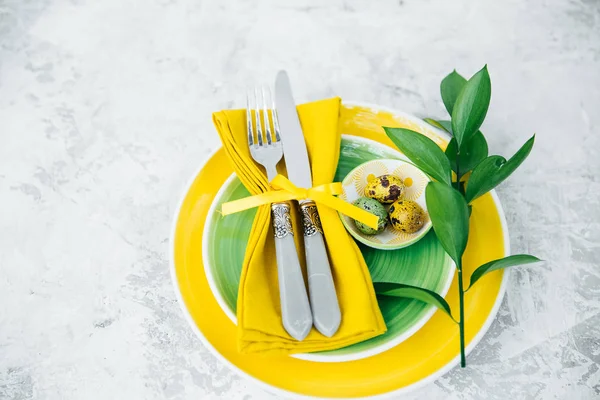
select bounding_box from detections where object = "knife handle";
[271,202,313,341]
[300,201,341,337]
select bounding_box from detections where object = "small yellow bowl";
[340,158,432,250]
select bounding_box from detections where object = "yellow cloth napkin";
[212,97,386,354]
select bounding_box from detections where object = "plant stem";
[458,264,466,367]
[455,151,466,367]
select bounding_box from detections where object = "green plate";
[203,135,453,362]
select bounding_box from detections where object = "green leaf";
[384,127,452,186]
[423,118,489,174]
[436,120,453,134]
[425,181,470,268]
[451,65,491,147]
[467,254,542,290]
[374,282,456,323]
[445,131,489,173]
[424,118,453,135]
[465,135,535,203]
[441,70,467,115]
[423,118,448,132]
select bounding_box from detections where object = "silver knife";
[275,70,341,337]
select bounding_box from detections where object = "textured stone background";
[1,0,599,399]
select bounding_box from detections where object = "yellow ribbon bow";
[221,174,379,229]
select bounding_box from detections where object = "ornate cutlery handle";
[271,202,313,340]
[300,201,341,337]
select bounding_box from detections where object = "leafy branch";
[378,66,542,368]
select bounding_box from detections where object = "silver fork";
[247,87,313,341]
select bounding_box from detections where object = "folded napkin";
[212,98,386,354]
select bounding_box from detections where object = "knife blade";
[275,70,341,337]
[274,71,312,190]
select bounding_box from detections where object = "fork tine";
[271,94,282,142]
[246,91,254,147]
[262,86,273,145]
[254,87,263,146]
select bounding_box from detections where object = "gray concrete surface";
[0,0,599,398]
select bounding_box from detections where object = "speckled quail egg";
[352,197,388,235]
[389,200,426,233]
[364,174,405,204]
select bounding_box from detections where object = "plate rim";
[202,172,242,324]
[201,136,454,363]
[170,101,510,399]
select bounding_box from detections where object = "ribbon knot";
[221,174,379,229]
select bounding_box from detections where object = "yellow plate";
[170,102,509,398]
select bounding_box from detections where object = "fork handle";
[300,201,341,337]
[271,202,313,341]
